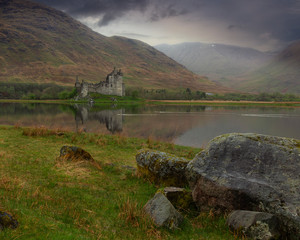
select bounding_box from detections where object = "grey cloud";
[98,13,119,27]
[118,32,151,38]
[34,0,300,48]
[227,25,244,31]
[34,0,149,25]
[150,4,189,22]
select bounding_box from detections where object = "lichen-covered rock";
[186,133,300,239]
[0,211,18,230]
[160,187,196,211]
[227,210,280,240]
[59,146,94,162]
[144,193,184,229]
[136,150,190,187]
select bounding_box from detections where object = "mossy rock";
[186,133,300,239]
[58,146,94,162]
[57,146,101,170]
[136,149,190,187]
[0,211,18,230]
[158,187,197,212]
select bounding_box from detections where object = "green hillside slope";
[0,0,229,93]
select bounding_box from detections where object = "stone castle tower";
[75,68,125,98]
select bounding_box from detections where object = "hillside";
[235,40,300,94]
[155,42,271,84]
[0,0,229,93]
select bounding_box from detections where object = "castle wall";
[76,68,125,98]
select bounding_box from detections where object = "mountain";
[155,42,272,84]
[235,40,300,94]
[0,0,230,93]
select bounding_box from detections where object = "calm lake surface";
[0,102,299,148]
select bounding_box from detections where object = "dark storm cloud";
[149,3,189,22]
[194,0,300,44]
[34,0,150,26]
[34,0,300,47]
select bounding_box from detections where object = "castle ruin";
[75,68,125,98]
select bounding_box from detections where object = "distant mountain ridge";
[231,40,300,94]
[155,41,300,94]
[0,0,230,93]
[155,42,272,82]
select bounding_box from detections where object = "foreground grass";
[0,126,238,240]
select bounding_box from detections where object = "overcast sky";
[34,0,300,51]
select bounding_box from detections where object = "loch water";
[0,103,299,148]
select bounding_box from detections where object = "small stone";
[227,210,281,240]
[0,211,18,230]
[144,193,184,229]
[59,146,94,162]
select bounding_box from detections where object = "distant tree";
[131,90,139,99]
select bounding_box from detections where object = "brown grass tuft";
[14,122,21,129]
[96,137,107,146]
[118,198,152,229]
[22,126,63,137]
[55,160,92,179]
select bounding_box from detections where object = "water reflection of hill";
[0,103,76,129]
[0,103,298,147]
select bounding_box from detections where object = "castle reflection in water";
[74,104,123,133]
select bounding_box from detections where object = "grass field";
[0,126,241,239]
[1,98,300,108]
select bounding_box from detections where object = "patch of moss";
[136,150,190,187]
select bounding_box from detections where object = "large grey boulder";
[186,133,300,239]
[136,150,190,187]
[227,210,280,240]
[144,193,184,229]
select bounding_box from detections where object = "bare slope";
[0,0,229,93]
[236,40,300,94]
[155,42,271,83]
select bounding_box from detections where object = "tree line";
[125,87,300,102]
[1,83,299,102]
[0,83,77,100]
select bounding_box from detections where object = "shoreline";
[148,100,300,107]
[1,98,300,105]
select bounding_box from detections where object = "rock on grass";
[0,211,18,230]
[136,149,190,187]
[144,193,184,229]
[59,146,94,162]
[186,133,300,239]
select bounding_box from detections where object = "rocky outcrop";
[144,193,184,229]
[58,146,94,162]
[136,150,190,187]
[227,210,280,240]
[0,211,18,230]
[186,133,300,239]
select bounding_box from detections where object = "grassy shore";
[1,97,300,107]
[148,100,300,107]
[0,126,240,240]
[0,94,145,105]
